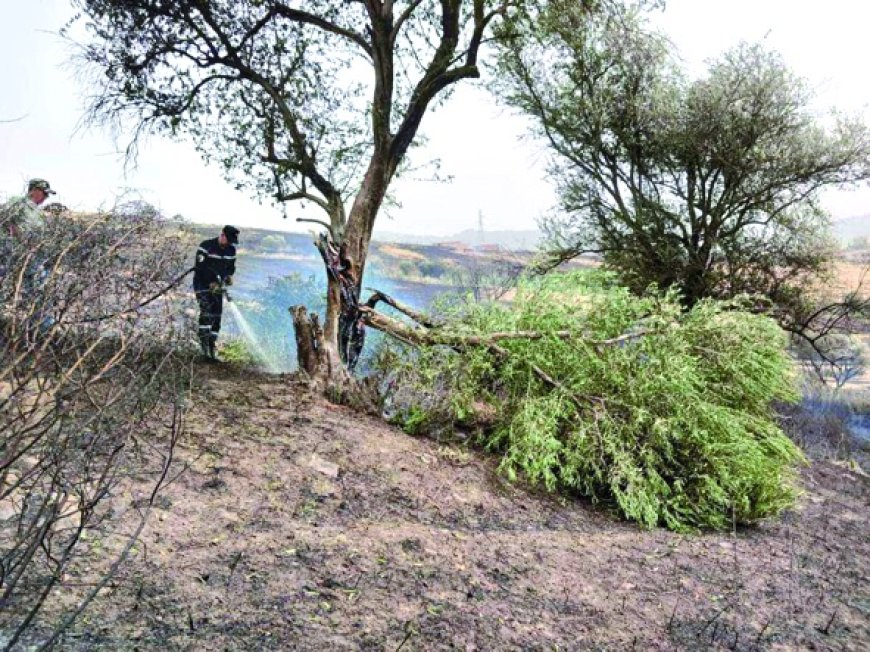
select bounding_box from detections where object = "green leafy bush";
[218,338,257,364]
[417,259,447,278]
[378,271,804,531]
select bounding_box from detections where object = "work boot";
[208,338,219,362]
[199,336,214,362]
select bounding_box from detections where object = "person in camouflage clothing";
[0,178,56,240]
[0,179,59,333]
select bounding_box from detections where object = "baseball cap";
[28,178,56,195]
[222,225,240,244]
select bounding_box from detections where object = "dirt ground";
[50,365,869,651]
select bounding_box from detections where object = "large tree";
[494,1,870,308]
[73,0,534,384]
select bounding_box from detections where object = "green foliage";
[398,260,417,278]
[401,406,433,436]
[494,2,868,308]
[417,259,447,279]
[218,338,258,365]
[379,271,804,532]
[260,234,287,252]
[393,258,449,280]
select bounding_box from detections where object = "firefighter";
[193,225,239,362]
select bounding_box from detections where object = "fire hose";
[79,266,196,323]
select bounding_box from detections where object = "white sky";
[1,0,868,236]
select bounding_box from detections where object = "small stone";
[299,453,340,479]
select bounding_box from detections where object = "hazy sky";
[1,0,868,236]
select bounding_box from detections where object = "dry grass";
[378,244,427,260]
[831,260,870,296]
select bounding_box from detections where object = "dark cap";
[222,225,240,244]
[28,178,56,195]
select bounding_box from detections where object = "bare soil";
[56,365,869,651]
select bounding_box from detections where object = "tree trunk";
[290,303,346,379]
[289,305,324,375]
[292,157,387,374]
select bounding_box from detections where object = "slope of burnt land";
[45,365,869,651]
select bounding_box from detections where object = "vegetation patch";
[378,244,427,261]
[378,271,804,532]
[218,338,258,365]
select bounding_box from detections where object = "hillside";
[47,365,869,650]
[833,215,870,243]
[374,228,543,251]
[185,223,543,254]
[189,217,870,253]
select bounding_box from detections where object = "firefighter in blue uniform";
[193,225,239,361]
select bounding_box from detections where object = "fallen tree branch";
[360,306,637,412]
[359,305,653,349]
[363,289,438,329]
[359,306,438,346]
[484,341,598,410]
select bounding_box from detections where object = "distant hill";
[182,222,536,283]
[374,228,542,251]
[185,215,870,253]
[186,223,316,255]
[832,215,870,243]
[185,222,543,252]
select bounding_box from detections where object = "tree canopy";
[75,0,519,251]
[494,1,870,307]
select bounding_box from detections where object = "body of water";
[848,414,870,442]
[231,254,451,307]
[217,253,453,372]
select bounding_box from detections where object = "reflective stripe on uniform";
[198,246,234,259]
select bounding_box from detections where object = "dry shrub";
[778,378,870,467]
[1,204,193,649]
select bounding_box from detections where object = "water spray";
[225,300,283,374]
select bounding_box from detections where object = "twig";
[226,551,244,586]
[296,217,334,237]
[817,607,838,635]
[77,267,194,323]
[755,620,770,646]
[667,598,679,632]
[395,627,414,651]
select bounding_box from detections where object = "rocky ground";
[46,366,870,650]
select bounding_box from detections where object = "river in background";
[219,253,454,372]
[849,414,870,442]
[230,254,452,306]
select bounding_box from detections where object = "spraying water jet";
[226,300,283,374]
